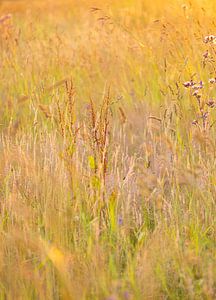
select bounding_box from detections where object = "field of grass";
[0,0,216,299]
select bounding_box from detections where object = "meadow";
[0,0,215,299]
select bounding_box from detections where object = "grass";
[0,0,215,299]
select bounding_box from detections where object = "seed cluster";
[209,78,216,84]
[204,35,216,44]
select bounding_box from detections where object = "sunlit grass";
[0,0,215,299]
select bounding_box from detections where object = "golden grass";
[0,0,215,299]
